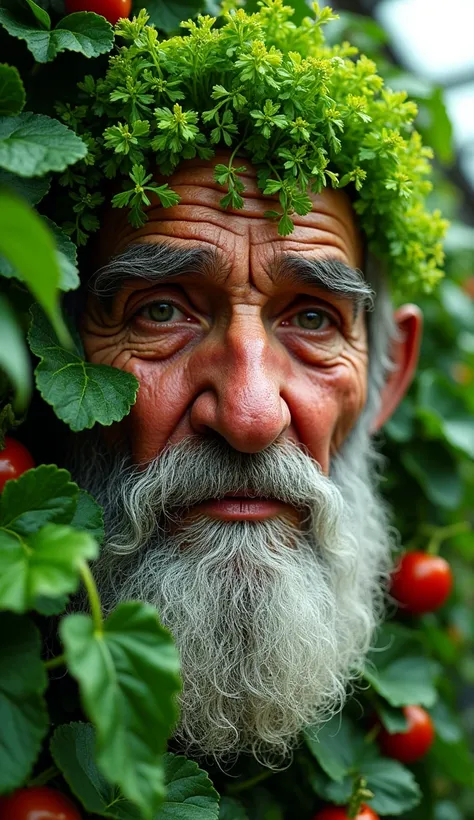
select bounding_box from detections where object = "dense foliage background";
[0,1,473,818]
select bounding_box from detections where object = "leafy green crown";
[57,0,448,295]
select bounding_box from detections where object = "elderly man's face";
[83,159,368,479]
[76,157,421,764]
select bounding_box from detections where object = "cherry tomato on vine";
[0,436,35,493]
[0,786,82,820]
[390,551,453,614]
[378,705,435,764]
[312,805,379,820]
[64,0,131,25]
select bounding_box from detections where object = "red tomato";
[64,0,131,25]
[378,705,435,764]
[0,786,82,820]
[313,805,379,820]
[0,437,35,493]
[390,551,453,614]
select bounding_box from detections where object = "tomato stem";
[226,769,274,795]
[44,653,66,671]
[80,560,103,634]
[28,764,59,787]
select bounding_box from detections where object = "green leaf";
[61,602,181,820]
[0,64,26,116]
[0,293,32,412]
[51,13,114,59]
[305,713,364,781]
[361,758,421,815]
[0,188,70,345]
[0,112,87,177]
[417,371,474,460]
[0,463,78,536]
[28,306,139,431]
[0,169,50,205]
[45,219,80,292]
[401,441,462,509]
[70,490,104,544]
[0,523,98,613]
[429,735,474,787]
[384,398,415,443]
[144,0,204,33]
[364,628,439,709]
[0,8,112,62]
[219,797,248,820]
[430,700,463,744]
[51,722,141,819]
[0,613,48,792]
[25,0,51,29]
[312,755,421,815]
[157,754,220,819]
[377,703,408,734]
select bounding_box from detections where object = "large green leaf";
[144,0,205,33]
[364,623,439,708]
[0,523,98,613]
[0,169,50,205]
[61,602,181,820]
[70,490,104,544]
[219,797,248,820]
[0,293,32,411]
[401,441,462,509]
[29,306,139,431]
[0,188,70,345]
[0,64,25,116]
[360,758,421,815]
[0,613,48,792]
[0,9,113,63]
[45,218,80,292]
[417,371,474,460]
[312,754,421,816]
[157,754,220,819]
[51,722,141,819]
[0,112,87,177]
[304,713,365,781]
[430,735,474,787]
[0,464,78,536]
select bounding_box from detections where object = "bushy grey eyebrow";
[91,241,373,317]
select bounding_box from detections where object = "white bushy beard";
[67,427,393,766]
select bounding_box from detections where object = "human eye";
[286,307,336,331]
[137,301,188,323]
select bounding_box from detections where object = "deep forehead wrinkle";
[91,240,373,317]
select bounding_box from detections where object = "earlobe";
[371,304,423,433]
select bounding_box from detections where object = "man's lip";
[186,496,298,522]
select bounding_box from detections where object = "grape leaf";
[0,464,78,536]
[70,490,104,544]
[29,305,139,431]
[0,293,32,412]
[0,112,87,177]
[0,9,113,63]
[0,63,25,116]
[0,613,48,792]
[51,722,141,819]
[0,169,50,204]
[0,523,98,613]
[61,602,181,820]
[305,713,365,782]
[0,188,70,345]
[158,754,220,819]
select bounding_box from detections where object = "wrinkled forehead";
[95,156,364,272]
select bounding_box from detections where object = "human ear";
[371,304,423,433]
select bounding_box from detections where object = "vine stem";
[80,560,103,634]
[28,765,59,787]
[44,653,66,671]
[226,769,274,795]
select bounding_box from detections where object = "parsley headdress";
[58,0,448,295]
